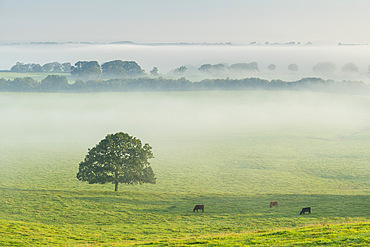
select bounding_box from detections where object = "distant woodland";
[8,60,367,79]
[1,76,369,93]
[1,60,369,93]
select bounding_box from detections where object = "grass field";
[0,91,369,245]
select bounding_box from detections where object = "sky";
[0,0,370,44]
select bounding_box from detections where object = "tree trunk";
[115,182,119,192]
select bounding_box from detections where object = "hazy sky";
[0,0,370,44]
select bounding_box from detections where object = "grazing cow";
[300,207,311,215]
[193,204,204,212]
[270,201,278,208]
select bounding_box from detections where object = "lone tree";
[312,61,336,74]
[150,67,159,76]
[288,63,299,72]
[267,64,276,71]
[342,62,359,74]
[77,132,156,191]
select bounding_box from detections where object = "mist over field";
[1,44,370,82]
[1,91,369,148]
[1,0,370,245]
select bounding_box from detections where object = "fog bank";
[1,91,369,148]
[1,44,370,82]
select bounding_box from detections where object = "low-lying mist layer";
[1,91,369,146]
[1,91,369,195]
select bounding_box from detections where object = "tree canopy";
[229,62,259,73]
[312,62,336,74]
[11,62,42,73]
[288,63,299,72]
[150,67,159,76]
[11,62,71,73]
[76,132,156,191]
[198,63,228,76]
[40,75,69,91]
[173,66,188,76]
[101,60,144,78]
[267,64,276,71]
[342,63,359,74]
[71,61,102,80]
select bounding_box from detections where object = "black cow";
[193,204,204,212]
[300,207,311,215]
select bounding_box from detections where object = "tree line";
[0,75,368,93]
[11,62,72,73]
[9,60,368,79]
[10,60,146,79]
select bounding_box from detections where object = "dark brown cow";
[193,204,204,212]
[300,207,311,215]
[270,201,278,208]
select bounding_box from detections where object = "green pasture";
[0,91,369,245]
